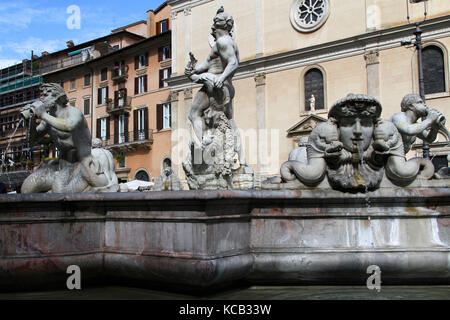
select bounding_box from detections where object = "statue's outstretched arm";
[393,118,432,136]
[418,126,439,143]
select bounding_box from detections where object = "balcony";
[102,129,153,153]
[106,95,132,115]
[111,65,129,82]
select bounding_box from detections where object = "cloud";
[7,37,66,56]
[0,4,66,29]
[0,59,21,68]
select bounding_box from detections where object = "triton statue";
[20,83,119,193]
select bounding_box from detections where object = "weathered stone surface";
[275,94,447,193]
[0,184,449,291]
[182,8,255,190]
[20,83,119,194]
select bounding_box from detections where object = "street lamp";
[402,0,430,159]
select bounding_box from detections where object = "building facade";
[168,0,450,181]
[0,59,44,191]
[43,3,172,183]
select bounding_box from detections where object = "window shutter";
[158,47,163,62]
[145,52,149,66]
[124,114,129,142]
[97,88,102,104]
[114,91,119,107]
[157,104,163,131]
[134,55,139,69]
[144,107,149,139]
[106,117,110,140]
[168,45,172,59]
[169,104,171,127]
[144,75,148,93]
[96,118,101,139]
[84,99,90,115]
[106,87,109,100]
[159,70,164,88]
[135,78,139,95]
[133,109,138,141]
[156,22,161,35]
[114,117,119,144]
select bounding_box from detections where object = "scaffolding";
[0,54,44,191]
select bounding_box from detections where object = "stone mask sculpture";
[20,83,119,193]
[279,94,436,193]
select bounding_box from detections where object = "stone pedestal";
[0,182,449,292]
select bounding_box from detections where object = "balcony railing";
[101,129,153,152]
[106,96,132,115]
[40,55,83,74]
[111,65,129,82]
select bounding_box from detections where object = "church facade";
[167,0,450,180]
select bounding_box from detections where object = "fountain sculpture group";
[0,8,448,291]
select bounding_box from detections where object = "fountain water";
[0,118,25,190]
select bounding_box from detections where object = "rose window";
[290,0,330,33]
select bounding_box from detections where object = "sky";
[0,0,167,68]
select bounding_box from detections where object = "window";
[432,155,448,173]
[158,45,171,61]
[118,114,125,143]
[100,67,108,81]
[114,60,127,77]
[423,45,446,95]
[97,87,109,105]
[114,114,128,144]
[69,99,76,107]
[114,88,127,107]
[304,68,324,111]
[159,68,171,88]
[135,75,147,95]
[83,98,90,115]
[157,103,171,130]
[163,103,171,129]
[101,118,107,141]
[96,117,109,141]
[117,151,126,168]
[69,78,76,90]
[84,74,91,87]
[157,19,169,34]
[135,170,149,181]
[135,53,148,69]
[134,108,148,141]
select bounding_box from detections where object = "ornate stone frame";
[290,0,331,33]
[299,64,328,115]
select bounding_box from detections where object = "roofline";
[147,1,168,14]
[43,31,171,77]
[111,20,147,33]
[40,30,146,58]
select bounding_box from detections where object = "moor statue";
[182,7,254,190]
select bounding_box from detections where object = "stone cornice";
[168,0,214,12]
[168,15,450,90]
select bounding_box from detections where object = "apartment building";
[0,59,43,192]
[44,2,172,183]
